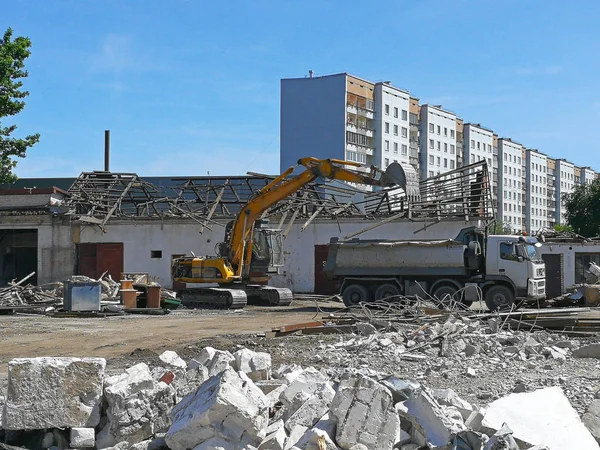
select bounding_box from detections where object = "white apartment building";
[498,138,525,231]
[555,159,575,224]
[526,149,548,233]
[280,72,418,178]
[374,82,411,169]
[418,105,458,180]
[581,167,596,184]
[463,124,494,169]
[546,158,557,228]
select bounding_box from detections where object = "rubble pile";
[0,283,63,308]
[2,336,600,450]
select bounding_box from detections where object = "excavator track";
[245,286,294,306]
[178,288,247,309]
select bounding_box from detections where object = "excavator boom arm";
[228,158,400,272]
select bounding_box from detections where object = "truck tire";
[485,285,514,311]
[342,284,372,307]
[432,285,458,309]
[375,283,401,301]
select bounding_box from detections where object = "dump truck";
[324,227,546,311]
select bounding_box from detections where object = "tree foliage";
[490,220,514,235]
[0,27,39,183]
[553,224,574,233]
[563,179,600,238]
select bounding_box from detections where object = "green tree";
[0,27,39,183]
[553,224,574,233]
[490,220,514,235]
[563,179,600,237]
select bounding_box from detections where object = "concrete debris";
[285,425,308,450]
[258,423,287,450]
[483,386,599,449]
[483,424,519,450]
[2,357,106,430]
[233,348,272,382]
[573,343,600,359]
[355,323,377,336]
[330,373,401,450]
[284,382,335,433]
[159,350,187,369]
[98,363,176,448]
[199,347,236,377]
[583,400,600,444]
[165,367,269,450]
[70,427,96,448]
[280,367,333,408]
[432,388,474,421]
[404,387,465,446]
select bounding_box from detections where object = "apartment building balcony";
[409,156,419,167]
[409,147,418,158]
[346,142,374,156]
[346,122,374,137]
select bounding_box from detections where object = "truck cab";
[484,234,546,309]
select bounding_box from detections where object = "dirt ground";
[0,300,332,377]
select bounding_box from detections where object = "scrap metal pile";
[61,161,495,231]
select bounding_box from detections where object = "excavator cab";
[250,220,284,274]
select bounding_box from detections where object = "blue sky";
[3,0,600,178]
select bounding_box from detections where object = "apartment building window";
[471,140,475,149]
[429,139,434,149]
[385,104,390,115]
[450,144,455,154]
[385,140,390,151]
[477,142,480,150]
[437,157,441,166]
[471,155,475,163]
[401,144,407,155]
[444,127,448,137]
[488,158,492,166]
[437,125,441,135]
[385,122,390,134]
[401,127,407,138]
[429,124,434,133]
[450,129,455,138]
[429,155,434,165]
[429,171,434,177]
[385,158,389,167]
[444,143,448,152]
[504,152,507,160]
[437,141,441,150]
[518,157,521,164]
[488,144,492,153]
[393,142,398,153]
[394,125,398,136]
[450,160,455,169]
[401,109,407,121]
[444,158,448,168]
[393,107,398,118]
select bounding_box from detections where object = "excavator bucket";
[381,162,421,201]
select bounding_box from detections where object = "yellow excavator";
[171,157,413,308]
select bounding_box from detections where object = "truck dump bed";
[325,238,469,278]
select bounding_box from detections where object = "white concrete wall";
[0,217,74,285]
[374,84,411,168]
[542,241,600,289]
[79,218,478,292]
[556,160,575,225]
[419,105,458,179]
[526,150,548,233]
[498,139,525,231]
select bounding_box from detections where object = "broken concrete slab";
[380,376,420,403]
[284,384,335,433]
[258,424,287,450]
[197,347,235,377]
[165,367,269,450]
[483,424,519,450]
[573,344,600,359]
[70,428,95,448]
[97,363,176,448]
[404,388,465,447]
[233,349,272,382]
[256,379,287,395]
[159,350,187,369]
[297,428,340,450]
[330,373,400,450]
[483,386,599,449]
[583,399,600,444]
[2,357,106,430]
[284,425,308,450]
[432,388,474,421]
[280,367,333,407]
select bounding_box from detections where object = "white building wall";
[582,167,596,184]
[556,160,575,224]
[80,218,478,293]
[498,139,524,231]
[419,105,458,179]
[374,83,411,169]
[464,124,494,170]
[526,150,548,233]
[541,242,600,289]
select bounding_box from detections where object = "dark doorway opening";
[0,229,38,286]
[542,253,562,300]
[314,245,339,295]
[77,243,124,282]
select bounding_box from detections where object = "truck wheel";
[342,284,372,307]
[432,285,458,309]
[485,285,514,311]
[375,283,401,301]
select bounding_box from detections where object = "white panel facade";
[498,139,525,231]
[464,124,494,170]
[526,150,548,233]
[556,159,575,224]
[419,105,458,179]
[374,83,411,169]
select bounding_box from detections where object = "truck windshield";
[519,244,542,262]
